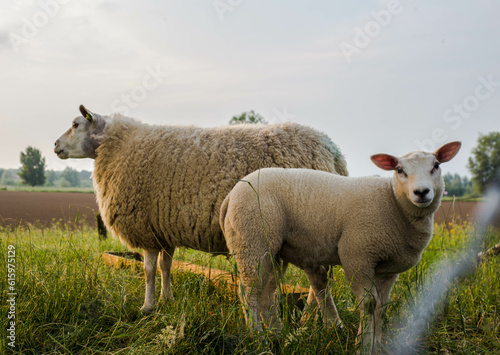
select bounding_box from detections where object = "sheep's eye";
[72,122,79,129]
[432,162,440,173]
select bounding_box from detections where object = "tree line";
[1,165,92,189]
[4,112,500,196]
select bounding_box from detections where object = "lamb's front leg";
[349,271,398,355]
[140,249,159,313]
[158,246,175,302]
[372,274,398,347]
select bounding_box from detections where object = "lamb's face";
[54,105,105,160]
[371,142,462,208]
[394,152,441,207]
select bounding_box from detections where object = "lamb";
[53,105,348,313]
[219,142,461,354]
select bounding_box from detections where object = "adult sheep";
[54,105,347,313]
[220,142,461,354]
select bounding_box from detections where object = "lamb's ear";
[434,141,461,163]
[79,105,94,123]
[371,154,399,171]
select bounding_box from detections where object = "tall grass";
[0,221,499,354]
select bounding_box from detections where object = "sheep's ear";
[434,141,461,163]
[79,105,94,122]
[371,154,399,171]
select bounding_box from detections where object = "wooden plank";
[102,252,310,295]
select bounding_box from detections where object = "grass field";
[1,221,499,354]
[0,185,94,194]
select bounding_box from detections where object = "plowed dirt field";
[0,191,98,228]
[0,191,493,229]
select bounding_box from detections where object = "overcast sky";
[1,0,498,177]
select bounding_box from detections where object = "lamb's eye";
[397,167,404,175]
[432,162,440,173]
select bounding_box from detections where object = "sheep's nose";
[54,140,61,154]
[414,188,430,197]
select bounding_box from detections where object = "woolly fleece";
[92,117,347,254]
[219,141,460,354]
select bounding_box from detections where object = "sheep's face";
[54,105,106,160]
[371,142,461,208]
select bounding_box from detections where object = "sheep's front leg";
[140,249,159,313]
[302,266,342,326]
[158,246,175,302]
[350,272,398,354]
[372,275,398,347]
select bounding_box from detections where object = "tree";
[1,170,15,186]
[229,110,267,125]
[443,173,473,197]
[19,146,46,186]
[45,170,58,186]
[60,167,81,187]
[467,132,500,194]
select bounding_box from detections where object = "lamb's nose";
[414,188,430,197]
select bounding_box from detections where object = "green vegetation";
[1,169,93,192]
[441,196,484,203]
[1,185,94,193]
[229,111,267,125]
[19,147,46,187]
[468,132,500,195]
[0,222,499,354]
[443,173,474,197]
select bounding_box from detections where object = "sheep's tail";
[219,192,231,236]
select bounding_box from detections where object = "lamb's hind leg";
[302,266,342,327]
[236,252,275,333]
[141,249,159,313]
[259,260,288,332]
[158,246,175,302]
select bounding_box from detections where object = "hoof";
[140,304,156,313]
[160,293,174,302]
[333,317,343,329]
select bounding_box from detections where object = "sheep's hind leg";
[259,260,288,333]
[302,266,342,327]
[158,246,175,302]
[238,280,262,333]
[236,253,275,333]
[140,249,159,313]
